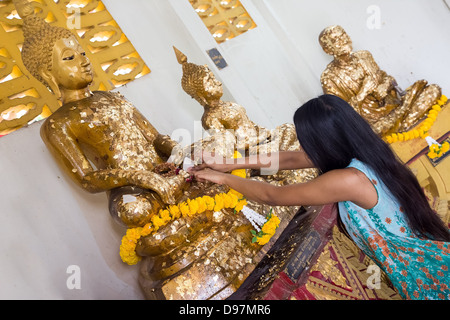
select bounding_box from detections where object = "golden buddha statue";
[173,47,317,185]
[319,25,441,135]
[173,47,271,152]
[13,0,190,229]
[136,50,319,300]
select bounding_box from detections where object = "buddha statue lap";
[319,25,441,136]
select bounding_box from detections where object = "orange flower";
[151,214,165,230]
[196,197,207,214]
[234,199,247,212]
[159,209,171,223]
[169,205,181,219]
[141,223,153,237]
[187,199,199,216]
[203,196,215,211]
[214,193,224,212]
[226,191,239,208]
[179,202,190,217]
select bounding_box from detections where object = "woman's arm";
[190,150,315,173]
[192,167,377,209]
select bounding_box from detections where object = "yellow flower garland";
[428,142,450,159]
[384,95,447,144]
[251,210,281,245]
[119,151,279,265]
[119,190,248,265]
[384,95,448,144]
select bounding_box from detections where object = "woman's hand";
[191,168,227,185]
[189,152,232,173]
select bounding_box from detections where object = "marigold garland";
[119,151,280,265]
[250,209,281,245]
[428,142,450,159]
[119,190,248,265]
[384,95,447,144]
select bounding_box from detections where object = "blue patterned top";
[338,159,450,300]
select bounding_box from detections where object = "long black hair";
[294,94,450,242]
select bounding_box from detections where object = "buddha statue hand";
[137,170,188,205]
[349,77,378,108]
[373,74,397,100]
[107,168,191,227]
[167,143,187,166]
[82,168,188,205]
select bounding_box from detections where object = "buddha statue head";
[319,25,353,58]
[174,47,223,107]
[14,0,93,102]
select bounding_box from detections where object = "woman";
[190,94,450,300]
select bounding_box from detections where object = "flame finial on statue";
[173,46,212,103]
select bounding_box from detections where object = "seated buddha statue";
[136,51,319,300]
[173,47,271,152]
[319,25,441,135]
[13,0,190,229]
[173,47,318,185]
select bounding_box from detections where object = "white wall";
[105,0,450,138]
[1,0,449,299]
[0,123,143,299]
[261,0,450,95]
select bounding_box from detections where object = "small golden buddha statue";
[174,47,317,185]
[14,0,188,228]
[319,25,441,135]
[173,47,271,152]
[136,49,319,300]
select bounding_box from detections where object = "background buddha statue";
[173,46,271,153]
[13,0,189,228]
[319,25,441,136]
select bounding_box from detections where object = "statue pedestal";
[232,204,402,300]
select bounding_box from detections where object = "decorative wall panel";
[189,0,256,44]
